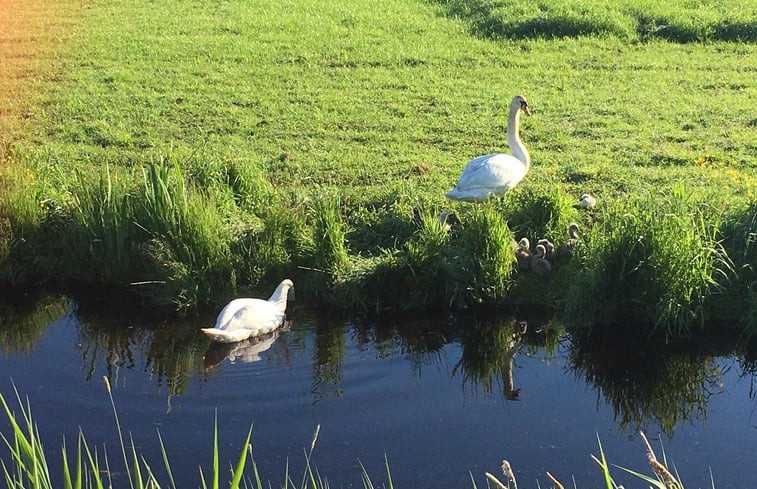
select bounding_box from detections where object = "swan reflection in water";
[202,325,288,371]
[454,317,530,400]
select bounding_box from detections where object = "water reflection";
[455,317,528,399]
[0,294,755,436]
[568,327,738,434]
[312,317,347,401]
[0,294,71,354]
[203,328,284,370]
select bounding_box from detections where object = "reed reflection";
[453,315,557,400]
[568,328,726,435]
[0,294,71,355]
[74,301,208,396]
[3,293,756,434]
[312,317,346,402]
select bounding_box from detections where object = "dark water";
[0,294,755,489]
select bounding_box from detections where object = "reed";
[404,209,453,309]
[0,386,394,489]
[498,188,579,250]
[131,162,236,308]
[0,158,45,284]
[305,195,350,302]
[717,201,757,334]
[67,166,138,283]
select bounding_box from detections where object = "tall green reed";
[404,209,453,309]
[0,160,44,284]
[0,385,394,489]
[135,161,236,309]
[67,166,137,283]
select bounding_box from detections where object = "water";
[0,294,755,488]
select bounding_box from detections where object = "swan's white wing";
[224,300,282,333]
[454,153,527,191]
[213,299,264,331]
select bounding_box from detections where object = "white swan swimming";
[200,279,294,343]
[445,95,532,202]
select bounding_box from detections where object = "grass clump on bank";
[563,186,732,338]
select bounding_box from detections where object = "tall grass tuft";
[718,200,757,334]
[563,187,731,338]
[0,160,44,284]
[404,209,453,309]
[450,207,514,308]
[135,161,236,309]
[0,385,721,489]
[304,195,351,303]
[67,166,137,283]
[499,189,578,249]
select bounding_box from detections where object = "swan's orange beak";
[521,102,531,116]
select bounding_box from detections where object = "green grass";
[435,0,756,42]
[0,0,755,335]
[563,185,733,337]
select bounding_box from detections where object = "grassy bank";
[0,0,755,338]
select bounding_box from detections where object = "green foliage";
[303,196,351,303]
[718,201,757,335]
[452,207,515,307]
[563,187,731,337]
[499,188,579,246]
[405,209,453,309]
[135,162,237,308]
[68,167,137,282]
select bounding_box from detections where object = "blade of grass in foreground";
[103,376,134,489]
[156,430,177,489]
[60,435,83,489]
[212,411,219,489]
[229,425,253,489]
[592,433,616,489]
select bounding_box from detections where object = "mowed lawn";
[10,0,756,202]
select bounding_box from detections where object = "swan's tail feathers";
[445,188,486,203]
[445,188,467,201]
[201,328,243,344]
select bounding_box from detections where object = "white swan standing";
[200,279,294,343]
[445,95,532,202]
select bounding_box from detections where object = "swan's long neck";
[268,282,292,311]
[507,106,530,168]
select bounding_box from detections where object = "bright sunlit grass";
[0,0,754,331]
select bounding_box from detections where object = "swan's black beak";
[521,102,531,116]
